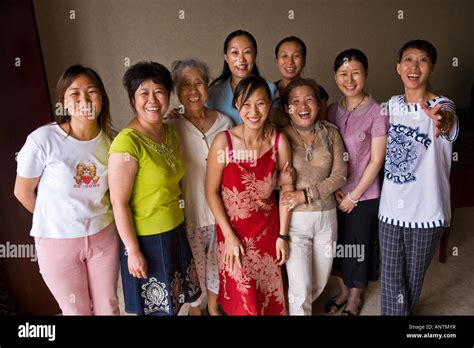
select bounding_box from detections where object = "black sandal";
[324,296,348,314]
[341,301,363,316]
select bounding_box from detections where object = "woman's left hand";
[281,190,305,210]
[276,238,289,266]
[338,193,357,213]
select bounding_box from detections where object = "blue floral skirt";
[120,223,201,316]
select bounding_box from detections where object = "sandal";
[341,301,363,316]
[324,296,348,314]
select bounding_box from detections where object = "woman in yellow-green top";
[108,61,201,316]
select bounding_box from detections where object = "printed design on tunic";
[217,228,285,316]
[221,169,277,222]
[73,162,100,188]
[140,277,170,315]
[384,124,431,184]
[186,261,201,298]
[171,272,184,313]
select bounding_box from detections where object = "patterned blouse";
[283,120,347,212]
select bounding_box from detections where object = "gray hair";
[171,58,211,88]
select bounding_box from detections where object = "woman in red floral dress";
[206,75,294,315]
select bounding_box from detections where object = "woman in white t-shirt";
[14,65,119,315]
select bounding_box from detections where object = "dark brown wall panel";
[0,0,60,315]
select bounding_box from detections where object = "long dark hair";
[209,29,261,88]
[232,75,272,110]
[55,65,112,137]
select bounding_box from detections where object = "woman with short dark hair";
[281,78,347,315]
[274,36,330,121]
[326,49,388,316]
[108,61,201,316]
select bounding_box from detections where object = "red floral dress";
[216,130,286,316]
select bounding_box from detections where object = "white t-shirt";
[378,95,459,228]
[169,112,233,229]
[16,123,114,238]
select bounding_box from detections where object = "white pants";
[286,209,337,315]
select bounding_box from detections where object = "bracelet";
[347,192,359,206]
[440,110,454,134]
[278,234,290,243]
[306,187,314,204]
[303,188,309,207]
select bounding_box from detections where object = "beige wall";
[34,0,474,130]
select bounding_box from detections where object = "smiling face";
[397,48,434,91]
[277,41,305,81]
[133,79,169,124]
[225,35,256,80]
[176,67,207,113]
[286,85,318,128]
[63,74,102,125]
[334,59,367,98]
[236,87,270,129]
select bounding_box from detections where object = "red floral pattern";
[217,131,285,315]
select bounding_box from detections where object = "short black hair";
[282,78,321,106]
[122,61,173,112]
[397,39,437,64]
[275,36,307,59]
[232,75,272,110]
[333,49,369,72]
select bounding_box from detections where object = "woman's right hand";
[224,234,245,273]
[127,248,148,279]
[335,189,345,205]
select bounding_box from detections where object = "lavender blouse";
[327,95,389,201]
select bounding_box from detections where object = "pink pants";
[35,223,120,315]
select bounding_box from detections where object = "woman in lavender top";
[326,49,388,316]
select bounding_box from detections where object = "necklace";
[242,126,263,162]
[188,116,210,133]
[343,94,366,112]
[130,128,177,174]
[291,121,317,161]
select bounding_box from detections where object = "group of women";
[14,30,458,316]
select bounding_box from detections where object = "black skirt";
[331,198,380,289]
[120,223,201,316]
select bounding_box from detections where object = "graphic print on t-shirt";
[73,162,100,188]
[384,124,431,184]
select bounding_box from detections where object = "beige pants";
[286,209,337,315]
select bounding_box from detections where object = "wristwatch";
[278,234,290,242]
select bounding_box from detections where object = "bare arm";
[205,132,244,272]
[14,175,40,213]
[277,134,293,236]
[108,152,147,279]
[275,133,293,265]
[338,135,387,213]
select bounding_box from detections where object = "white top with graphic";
[16,123,114,238]
[378,95,459,228]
